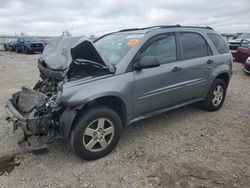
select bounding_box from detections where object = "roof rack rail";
[118,25,213,32]
[119,25,181,32]
[142,24,181,30]
[180,26,214,30]
[119,28,141,32]
[206,26,214,30]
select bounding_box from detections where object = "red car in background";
[235,39,250,63]
[244,57,250,74]
[235,39,250,74]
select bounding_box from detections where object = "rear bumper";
[243,67,250,74]
[244,63,250,74]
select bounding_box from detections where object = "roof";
[95,25,215,42]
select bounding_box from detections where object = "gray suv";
[6,25,233,160]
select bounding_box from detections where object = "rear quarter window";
[207,33,229,54]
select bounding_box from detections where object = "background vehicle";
[235,39,250,63]
[227,33,250,57]
[3,41,16,52]
[6,25,233,160]
[14,37,44,54]
[39,39,50,46]
[244,57,250,74]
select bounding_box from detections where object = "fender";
[59,93,128,139]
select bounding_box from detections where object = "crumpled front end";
[5,36,115,151]
[6,86,60,151]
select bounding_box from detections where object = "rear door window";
[180,32,212,60]
[207,33,229,54]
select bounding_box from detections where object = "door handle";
[172,66,182,72]
[207,59,214,64]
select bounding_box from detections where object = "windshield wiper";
[75,59,107,69]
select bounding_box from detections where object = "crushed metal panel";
[18,87,48,113]
[39,36,115,72]
[40,36,82,70]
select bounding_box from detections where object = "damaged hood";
[39,36,115,72]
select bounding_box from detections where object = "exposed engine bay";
[5,36,114,151]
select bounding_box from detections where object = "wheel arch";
[215,72,230,88]
[59,95,127,139]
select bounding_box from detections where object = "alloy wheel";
[212,85,224,106]
[83,118,115,152]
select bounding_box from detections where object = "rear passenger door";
[177,32,214,101]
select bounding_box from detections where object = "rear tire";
[203,79,226,111]
[70,105,122,160]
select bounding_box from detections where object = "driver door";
[133,33,185,117]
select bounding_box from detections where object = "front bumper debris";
[6,99,52,134]
[6,99,28,133]
[5,88,59,151]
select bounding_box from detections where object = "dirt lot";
[0,51,249,187]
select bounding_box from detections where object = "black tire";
[15,47,20,53]
[70,105,122,160]
[203,79,226,111]
[4,45,8,52]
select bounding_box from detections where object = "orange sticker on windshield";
[127,38,139,46]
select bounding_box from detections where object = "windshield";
[95,33,144,65]
[24,37,40,42]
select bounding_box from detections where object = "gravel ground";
[0,51,249,188]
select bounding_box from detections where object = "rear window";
[180,32,212,60]
[207,33,229,54]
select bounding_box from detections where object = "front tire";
[70,105,122,160]
[10,47,14,52]
[203,79,226,111]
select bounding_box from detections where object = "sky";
[0,0,249,37]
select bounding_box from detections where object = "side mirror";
[134,56,160,70]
